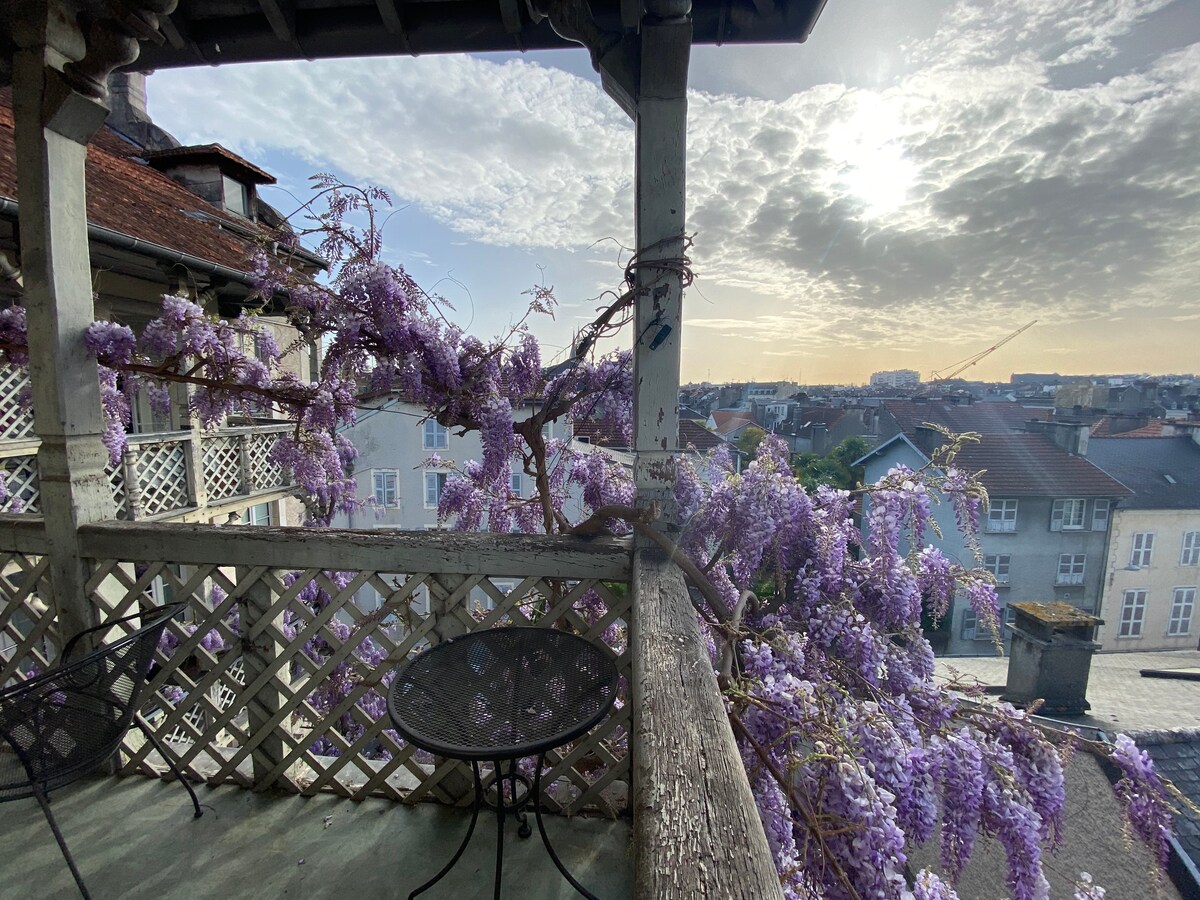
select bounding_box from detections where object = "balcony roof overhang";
[127,0,829,71]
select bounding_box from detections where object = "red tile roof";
[146,144,277,184]
[709,409,759,435]
[0,93,268,277]
[883,399,1050,437]
[953,434,1131,498]
[1089,417,1167,438]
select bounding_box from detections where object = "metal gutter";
[0,195,263,289]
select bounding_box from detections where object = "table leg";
[493,759,505,900]
[408,761,484,900]
[532,753,601,900]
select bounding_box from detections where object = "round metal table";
[388,626,618,900]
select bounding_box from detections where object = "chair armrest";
[62,602,187,661]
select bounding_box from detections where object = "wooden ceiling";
[132,0,828,69]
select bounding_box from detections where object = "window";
[1169,587,1195,636]
[1091,499,1110,532]
[510,471,523,496]
[424,470,448,508]
[222,174,249,216]
[373,470,398,507]
[1003,605,1018,629]
[960,608,994,642]
[542,422,553,442]
[248,502,272,526]
[984,554,1011,584]
[986,499,1018,533]
[1050,498,1086,531]
[1056,554,1086,586]
[1182,532,1200,567]
[423,420,449,450]
[1130,532,1155,568]
[1118,590,1147,637]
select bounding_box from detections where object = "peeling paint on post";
[630,14,690,535]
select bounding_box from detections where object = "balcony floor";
[0,774,633,899]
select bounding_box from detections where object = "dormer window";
[223,174,250,217]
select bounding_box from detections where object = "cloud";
[149,0,1200,364]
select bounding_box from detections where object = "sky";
[147,0,1199,385]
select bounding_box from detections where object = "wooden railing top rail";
[0,514,49,554]
[631,548,783,899]
[74,521,633,578]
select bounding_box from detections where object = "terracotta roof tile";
[0,94,269,277]
[146,144,277,184]
[952,434,1131,498]
[883,399,1050,437]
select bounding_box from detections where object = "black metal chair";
[0,602,202,899]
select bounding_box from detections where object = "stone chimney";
[1003,602,1102,715]
[1026,419,1089,455]
[104,72,180,151]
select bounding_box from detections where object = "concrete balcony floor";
[0,775,634,899]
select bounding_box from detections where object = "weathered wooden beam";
[631,16,690,531]
[0,514,50,555]
[76,522,634,580]
[631,548,783,898]
[374,0,404,35]
[257,0,297,44]
[11,7,117,641]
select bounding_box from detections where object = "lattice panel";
[107,459,128,519]
[246,432,285,488]
[133,441,189,516]
[85,557,632,818]
[0,365,34,440]
[202,436,243,500]
[1,454,40,514]
[0,551,58,685]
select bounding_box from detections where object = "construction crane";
[927,319,1038,384]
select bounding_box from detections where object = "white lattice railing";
[0,519,633,818]
[0,423,293,520]
[0,365,35,441]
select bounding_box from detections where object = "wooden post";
[632,549,783,898]
[631,11,690,534]
[122,445,145,520]
[184,427,207,509]
[236,566,291,789]
[11,8,116,642]
[239,433,256,494]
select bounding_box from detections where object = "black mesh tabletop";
[388,627,618,761]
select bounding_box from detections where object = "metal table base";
[408,754,599,900]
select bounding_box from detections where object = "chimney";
[1003,602,1102,715]
[1027,419,1089,455]
[104,72,180,151]
[109,71,148,123]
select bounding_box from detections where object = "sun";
[827,95,917,218]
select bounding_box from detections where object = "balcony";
[1,772,632,898]
[0,516,776,898]
[2,366,294,521]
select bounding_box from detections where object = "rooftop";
[1086,436,1200,509]
[952,433,1131,498]
[0,92,286,281]
[882,398,1051,436]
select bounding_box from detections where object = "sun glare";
[828,97,917,217]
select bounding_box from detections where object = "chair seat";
[0,697,125,801]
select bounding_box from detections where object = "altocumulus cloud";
[152,0,1200,348]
